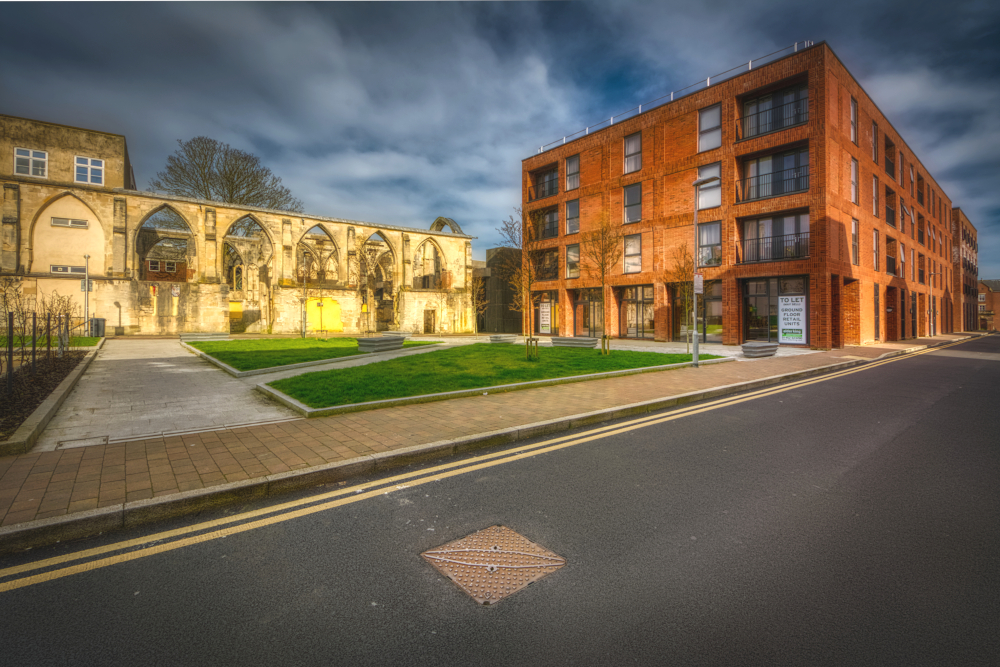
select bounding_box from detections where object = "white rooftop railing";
[535,40,815,155]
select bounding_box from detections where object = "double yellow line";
[0,339,968,593]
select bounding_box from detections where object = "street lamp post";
[690,175,720,367]
[83,254,90,337]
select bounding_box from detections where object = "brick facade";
[952,208,979,331]
[521,42,960,348]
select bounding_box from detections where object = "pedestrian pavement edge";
[0,335,972,556]
[255,357,736,417]
[0,339,105,458]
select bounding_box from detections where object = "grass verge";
[269,344,720,408]
[190,337,436,371]
[2,336,100,347]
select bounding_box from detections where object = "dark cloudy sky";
[2,1,998,274]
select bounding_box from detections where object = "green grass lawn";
[190,337,436,371]
[269,343,720,408]
[2,336,100,347]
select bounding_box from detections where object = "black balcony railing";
[886,206,896,227]
[885,156,895,179]
[738,231,810,263]
[738,166,810,202]
[738,99,809,139]
[529,175,559,201]
[887,256,897,276]
[917,191,924,205]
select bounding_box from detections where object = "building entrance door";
[573,288,604,338]
[423,309,436,334]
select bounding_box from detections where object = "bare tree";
[496,207,545,359]
[580,214,624,354]
[661,243,695,353]
[469,275,489,338]
[149,137,304,212]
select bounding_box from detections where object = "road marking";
[0,338,971,592]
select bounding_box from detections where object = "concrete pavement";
[0,333,977,549]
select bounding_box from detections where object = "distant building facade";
[979,280,999,331]
[951,207,978,332]
[520,42,966,348]
[1,115,475,335]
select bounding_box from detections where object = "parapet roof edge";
[1,114,128,141]
[113,188,476,239]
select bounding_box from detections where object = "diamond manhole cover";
[422,525,566,605]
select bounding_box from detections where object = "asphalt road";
[2,336,998,666]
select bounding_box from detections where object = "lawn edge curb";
[179,340,441,377]
[0,345,102,457]
[0,335,971,555]
[256,356,736,416]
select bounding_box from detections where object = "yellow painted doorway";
[306,297,344,333]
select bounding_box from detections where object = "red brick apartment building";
[521,41,965,348]
[979,280,999,331]
[952,208,979,332]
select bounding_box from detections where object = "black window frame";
[566,155,580,191]
[566,199,580,235]
[698,221,722,267]
[623,233,642,274]
[698,103,722,151]
[624,183,642,223]
[566,244,580,279]
[624,132,642,174]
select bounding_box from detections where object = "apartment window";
[740,213,809,263]
[980,294,986,302]
[698,104,722,151]
[918,253,925,283]
[872,122,878,162]
[918,214,925,245]
[51,217,88,228]
[698,221,722,267]
[624,132,642,173]
[566,244,580,278]
[909,165,914,196]
[885,187,896,227]
[149,260,161,272]
[873,230,879,271]
[624,234,642,273]
[911,248,915,280]
[742,148,809,201]
[981,304,987,312]
[874,284,880,341]
[566,155,580,191]
[851,158,859,204]
[536,249,558,281]
[50,265,86,275]
[532,167,558,200]
[75,156,104,185]
[850,97,858,144]
[14,148,47,178]
[917,174,924,205]
[851,219,859,265]
[900,242,905,276]
[873,175,879,216]
[741,83,808,138]
[165,262,177,273]
[698,163,721,209]
[539,209,558,239]
[566,199,580,235]
[624,183,642,223]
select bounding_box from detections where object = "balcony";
[737,166,810,202]
[737,98,809,140]
[529,180,558,202]
[738,232,810,263]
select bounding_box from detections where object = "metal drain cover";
[422,525,566,605]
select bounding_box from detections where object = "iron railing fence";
[738,166,810,202]
[529,178,559,202]
[3,313,85,396]
[737,98,810,140]
[738,232,810,263]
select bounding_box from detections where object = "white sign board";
[778,296,806,344]
[693,274,704,294]
[170,284,181,297]
[539,302,551,334]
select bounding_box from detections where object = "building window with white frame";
[850,97,858,144]
[165,262,177,273]
[624,133,642,173]
[872,121,878,162]
[624,183,642,223]
[75,156,104,185]
[14,148,47,178]
[698,163,721,209]
[566,244,580,278]
[699,104,722,151]
[566,199,579,234]
[566,155,580,190]
[698,221,722,267]
[980,294,986,302]
[852,219,859,265]
[51,217,88,228]
[149,260,161,272]
[624,234,642,274]
[851,158,859,204]
[873,175,879,216]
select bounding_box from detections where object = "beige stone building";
[1,115,476,335]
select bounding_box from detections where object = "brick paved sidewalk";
[0,336,966,528]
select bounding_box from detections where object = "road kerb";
[0,339,971,556]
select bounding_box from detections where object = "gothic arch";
[429,217,463,234]
[27,190,104,245]
[27,191,106,273]
[296,224,340,283]
[134,204,196,282]
[412,238,448,289]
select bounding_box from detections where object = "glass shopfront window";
[573,288,604,338]
[697,280,724,343]
[743,276,809,344]
[532,290,559,335]
[619,285,655,339]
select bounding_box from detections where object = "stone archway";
[357,232,396,332]
[223,216,274,333]
[136,206,194,282]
